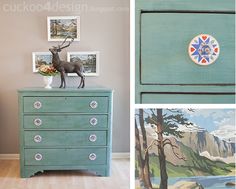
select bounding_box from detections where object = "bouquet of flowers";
[38,65,58,76]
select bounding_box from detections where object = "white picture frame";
[67,51,99,76]
[32,52,52,73]
[47,16,80,41]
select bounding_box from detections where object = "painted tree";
[51,20,59,36]
[136,108,194,189]
[145,109,194,189]
[135,109,152,189]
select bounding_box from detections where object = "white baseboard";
[0,153,130,160]
[112,153,130,159]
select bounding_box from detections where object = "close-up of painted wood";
[135,0,235,104]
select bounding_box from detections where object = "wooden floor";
[0,159,130,189]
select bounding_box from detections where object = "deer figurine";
[49,37,85,88]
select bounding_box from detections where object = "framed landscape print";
[47,16,80,41]
[67,51,99,76]
[32,52,52,72]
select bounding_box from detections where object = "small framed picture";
[47,16,80,41]
[67,52,99,76]
[32,52,52,72]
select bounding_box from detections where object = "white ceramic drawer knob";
[34,118,42,127]
[188,34,220,66]
[34,153,43,161]
[33,101,42,109]
[90,101,98,109]
[89,134,97,142]
[34,135,42,143]
[90,117,98,126]
[89,153,97,161]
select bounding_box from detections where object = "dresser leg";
[21,167,44,178]
[93,167,110,177]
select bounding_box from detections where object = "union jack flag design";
[188,34,220,66]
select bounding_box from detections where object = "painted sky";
[52,19,76,26]
[168,109,235,141]
[138,109,235,141]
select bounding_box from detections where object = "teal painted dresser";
[135,0,235,104]
[18,88,113,178]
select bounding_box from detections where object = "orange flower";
[38,65,58,76]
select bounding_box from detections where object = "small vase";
[43,76,53,89]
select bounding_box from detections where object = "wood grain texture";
[142,93,235,104]
[23,96,108,113]
[24,131,107,147]
[136,0,235,11]
[135,0,235,103]
[18,88,113,178]
[24,148,107,165]
[141,13,235,84]
[23,115,108,130]
[0,159,129,189]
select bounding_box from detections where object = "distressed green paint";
[137,85,235,93]
[23,165,108,178]
[24,115,108,130]
[136,0,234,11]
[24,131,107,147]
[18,88,113,178]
[23,96,108,113]
[18,87,112,94]
[141,13,235,84]
[142,93,235,104]
[24,148,107,166]
[135,0,235,104]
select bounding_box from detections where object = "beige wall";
[0,0,130,153]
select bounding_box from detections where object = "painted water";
[152,176,236,189]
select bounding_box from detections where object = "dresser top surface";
[18,87,113,93]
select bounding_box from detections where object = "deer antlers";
[53,36,74,51]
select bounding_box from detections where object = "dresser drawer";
[24,131,107,147]
[23,115,108,130]
[142,93,235,104]
[24,148,107,166]
[141,12,235,85]
[23,97,108,113]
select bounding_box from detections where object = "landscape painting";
[32,52,52,72]
[135,109,235,189]
[47,16,80,41]
[67,52,99,76]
